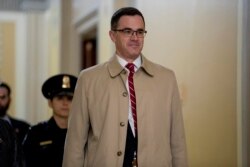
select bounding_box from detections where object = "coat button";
[123,92,128,97]
[120,122,125,127]
[117,151,122,156]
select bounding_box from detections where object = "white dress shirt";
[116,55,141,137]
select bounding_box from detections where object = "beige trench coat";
[63,55,188,167]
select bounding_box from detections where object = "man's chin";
[57,114,69,119]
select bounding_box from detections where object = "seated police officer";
[22,74,77,167]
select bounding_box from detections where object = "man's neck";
[53,115,68,129]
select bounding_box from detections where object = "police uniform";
[8,116,30,146]
[0,119,18,167]
[23,74,77,167]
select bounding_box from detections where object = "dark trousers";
[123,123,137,167]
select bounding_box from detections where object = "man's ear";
[48,100,52,108]
[109,30,116,42]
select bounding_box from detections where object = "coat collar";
[107,54,154,78]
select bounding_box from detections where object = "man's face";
[109,15,145,62]
[0,87,10,117]
[48,95,73,119]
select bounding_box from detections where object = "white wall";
[137,0,237,166]
[238,0,250,165]
[0,1,62,124]
[26,0,62,124]
[72,0,101,25]
[0,12,28,121]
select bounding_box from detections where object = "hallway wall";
[0,1,63,124]
[0,12,28,121]
[137,0,237,166]
[240,0,250,165]
[0,22,16,116]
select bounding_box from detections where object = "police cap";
[42,74,77,99]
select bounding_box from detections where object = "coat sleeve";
[63,72,90,167]
[170,73,189,167]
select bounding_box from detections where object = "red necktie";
[126,63,137,137]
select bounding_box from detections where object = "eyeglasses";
[113,28,147,38]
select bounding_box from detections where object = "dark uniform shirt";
[23,117,67,167]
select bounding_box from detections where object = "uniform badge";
[40,140,53,146]
[62,76,70,88]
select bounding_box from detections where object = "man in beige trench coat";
[63,7,188,167]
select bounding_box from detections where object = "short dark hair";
[111,7,145,30]
[0,82,11,95]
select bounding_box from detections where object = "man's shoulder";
[30,120,49,131]
[25,121,50,138]
[78,62,110,80]
[9,117,30,128]
[0,119,13,133]
[81,62,108,73]
[24,120,52,144]
[142,56,175,76]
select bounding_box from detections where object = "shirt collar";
[108,54,154,78]
[0,115,11,125]
[116,54,142,72]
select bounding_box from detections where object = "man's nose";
[130,31,139,39]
